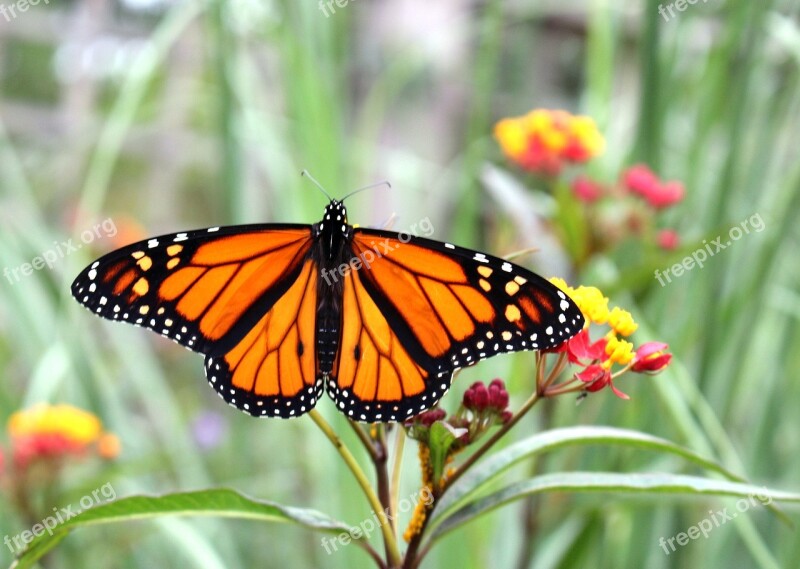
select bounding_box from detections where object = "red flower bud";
[632,342,672,374]
[464,382,490,411]
[571,175,604,203]
[487,381,509,411]
[646,181,684,209]
[622,164,659,197]
[416,408,447,427]
[657,229,680,250]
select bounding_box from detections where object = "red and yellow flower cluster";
[544,279,671,399]
[570,164,686,251]
[3,403,120,471]
[494,109,604,176]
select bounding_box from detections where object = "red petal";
[635,342,669,360]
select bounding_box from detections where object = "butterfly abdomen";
[316,310,339,374]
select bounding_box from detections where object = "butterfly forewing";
[71,224,314,355]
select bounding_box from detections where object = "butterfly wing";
[327,266,434,422]
[72,224,322,417]
[204,258,323,417]
[327,228,584,422]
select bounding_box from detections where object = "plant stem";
[444,390,541,492]
[309,411,402,568]
[390,427,407,521]
[404,389,545,568]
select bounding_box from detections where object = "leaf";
[429,471,800,543]
[428,422,466,485]
[10,488,353,569]
[434,426,747,521]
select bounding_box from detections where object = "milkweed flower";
[608,307,638,337]
[545,278,671,399]
[632,342,672,373]
[7,404,120,468]
[657,229,680,250]
[494,109,605,176]
[571,175,605,203]
[622,164,685,209]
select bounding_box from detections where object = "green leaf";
[428,422,466,485]
[434,426,747,522]
[10,489,353,569]
[429,472,800,543]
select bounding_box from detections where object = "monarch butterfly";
[72,188,584,423]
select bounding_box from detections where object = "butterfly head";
[322,199,349,229]
[319,200,350,260]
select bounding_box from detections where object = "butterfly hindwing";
[326,266,447,422]
[205,259,323,418]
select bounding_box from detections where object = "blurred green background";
[1,0,799,567]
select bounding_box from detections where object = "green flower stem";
[390,427,407,522]
[309,411,402,568]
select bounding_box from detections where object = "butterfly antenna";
[301,170,334,201]
[341,180,392,202]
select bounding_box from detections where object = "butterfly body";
[73,199,584,422]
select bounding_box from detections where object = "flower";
[545,278,671,400]
[576,365,629,399]
[495,109,604,175]
[657,229,680,250]
[622,164,685,209]
[632,342,672,374]
[571,175,604,203]
[463,380,509,414]
[414,408,447,428]
[607,307,638,337]
[623,164,660,197]
[9,404,102,444]
[647,181,685,209]
[191,411,228,450]
[604,335,635,368]
[7,404,119,468]
[97,434,122,459]
[107,215,148,249]
[486,379,509,411]
[553,328,607,364]
[574,287,610,325]
[553,281,610,326]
